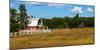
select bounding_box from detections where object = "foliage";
[43,14,94,29]
[19,4,28,29]
[10,4,29,32]
[10,8,20,32]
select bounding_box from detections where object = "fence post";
[19,32,21,36]
[10,33,12,36]
[36,30,38,34]
[14,32,17,36]
[26,32,28,35]
[31,32,32,35]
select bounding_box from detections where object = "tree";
[74,13,79,19]
[19,4,28,29]
[10,8,20,32]
[43,17,68,29]
[10,4,29,32]
[43,15,94,29]
[52,17,65,29]
[70,13,80,28]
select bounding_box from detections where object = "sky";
[10,0,95,18]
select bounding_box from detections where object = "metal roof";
[28,18,40,26]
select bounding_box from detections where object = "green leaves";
[43,14,94,29]
[10,8,20,32]
[10,4,29,32]
[19,4,28,29]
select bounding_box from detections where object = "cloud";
[27,2,41,5]
[24,2,42,5]
[48,3,65,8]
[87,8,94,12]
[71,6,83,13]
[22,2,46,6]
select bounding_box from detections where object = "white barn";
[19,15,43,32]
[27,15,43,30]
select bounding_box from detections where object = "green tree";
[52,17,67,29]
[19,4,28,29]
[10,8,20,32]
[74,13,79,19]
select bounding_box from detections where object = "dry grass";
[10,28,94,50]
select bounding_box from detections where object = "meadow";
[10,28,94,50]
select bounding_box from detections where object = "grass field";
[10,28,94,50]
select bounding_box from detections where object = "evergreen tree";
[10,8,20,32]
[19,4,28,29]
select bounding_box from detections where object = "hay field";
[10,28,94,50]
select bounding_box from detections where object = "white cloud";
[27,2,41,5]
[48,3,65,8]
[71,6,83,13]
[24,2,45,6]
[23,1,42,5]
[87,8,94,12]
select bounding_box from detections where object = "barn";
[27,17,43,30]
[19,15,43,32]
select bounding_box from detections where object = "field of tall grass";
[10,28,94,50]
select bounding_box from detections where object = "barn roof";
[28,18,41,26]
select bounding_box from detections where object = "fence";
[10,29,52,36]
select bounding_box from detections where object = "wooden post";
[15,32,17,36]
[26,32,28,35]
[47,26,48,30]
[10,33,12,36]
[30,32,31,35]
[43,26,45,30]
[19,32,20,36]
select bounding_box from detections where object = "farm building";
[18,15,51,33]
[27,16,43,30]
[19,15,44,32]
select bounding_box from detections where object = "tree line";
[43,14,94,29]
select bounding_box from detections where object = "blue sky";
[10,0,95,18]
